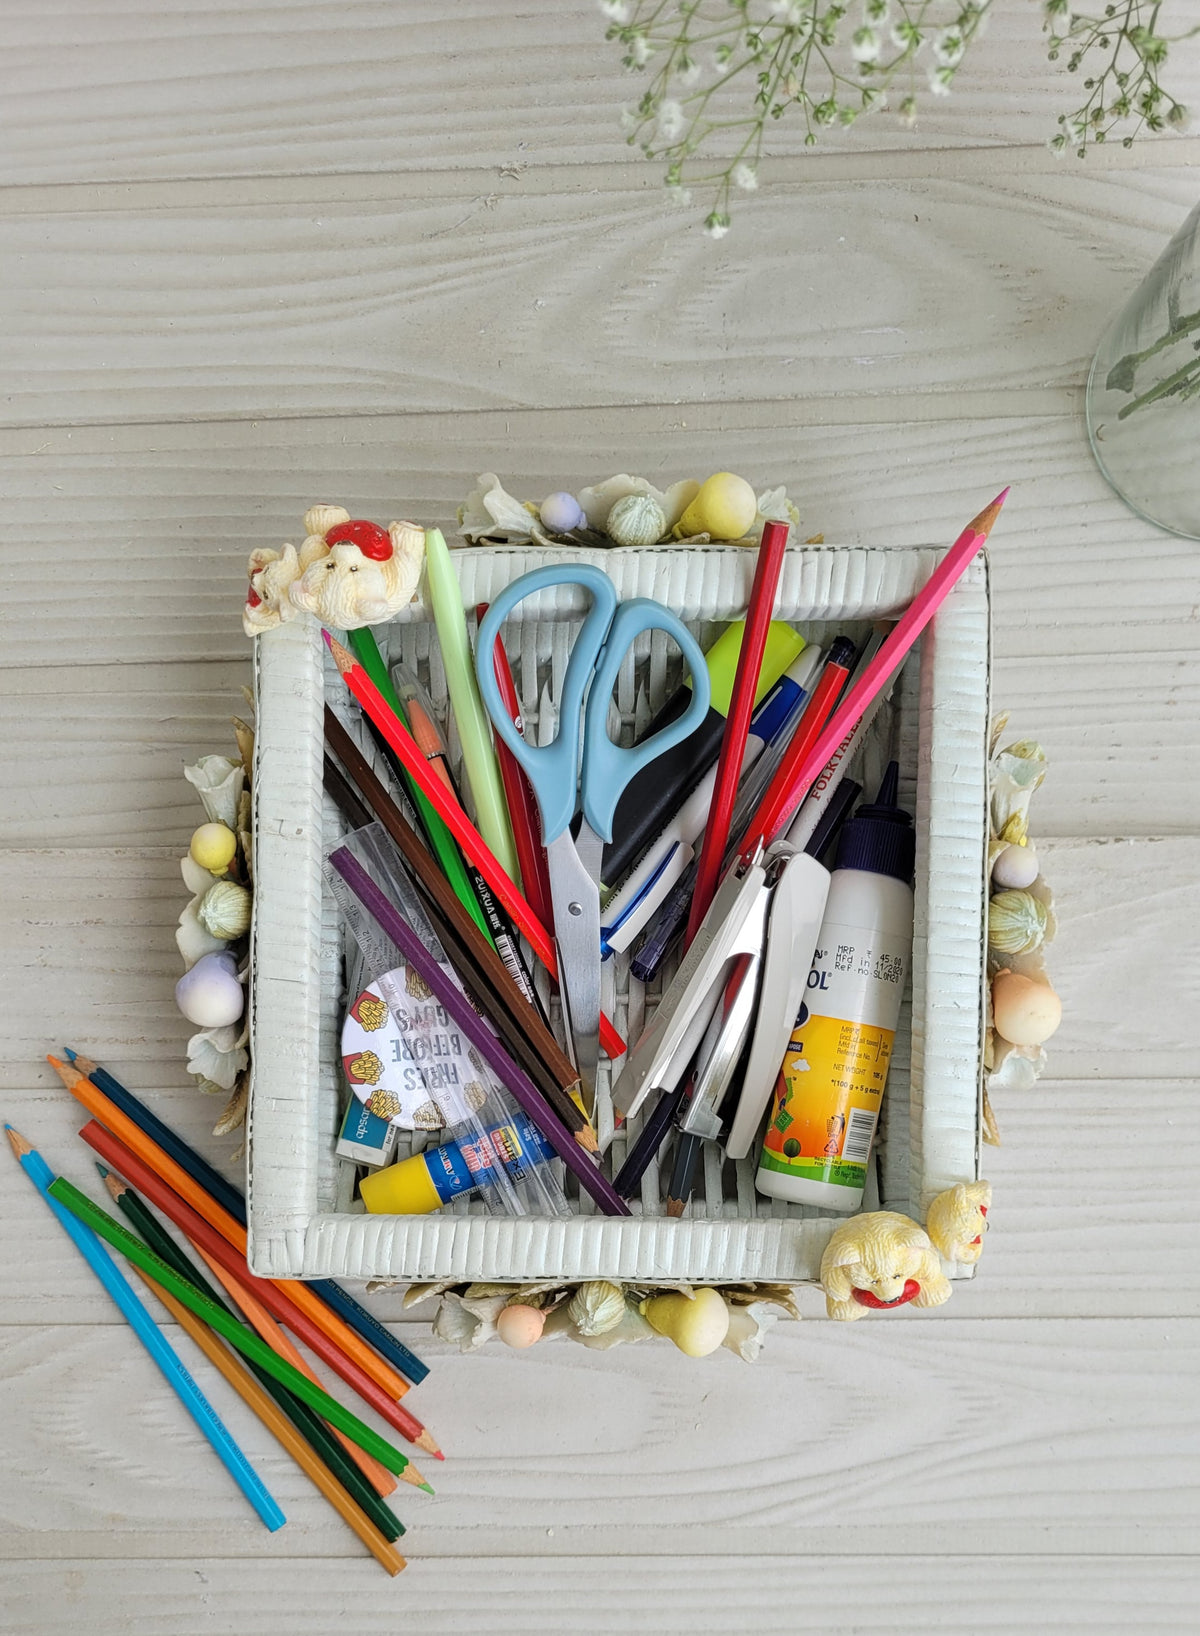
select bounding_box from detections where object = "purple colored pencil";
[327,846,630,1218]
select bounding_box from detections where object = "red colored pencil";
[325,630,626,1061]
[476,604,555,930]
[685,519,791,945]
[740,490,1008,858]
[81,1120,442,1457]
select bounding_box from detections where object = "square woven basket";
[245,543,990,1285]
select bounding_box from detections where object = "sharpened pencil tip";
[420,1482,435,1495]
[95,1162,108,1178]
[5,1126,32,1159]
[64,1046,78,1062]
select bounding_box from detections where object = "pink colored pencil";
[740,489,1009,858]
[685,518,791,945]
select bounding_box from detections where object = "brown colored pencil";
[324,709,598,1152]
[132,1266,406,1576]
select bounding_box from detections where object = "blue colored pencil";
[63,1048,429,1387]
[5,1125,286,1533]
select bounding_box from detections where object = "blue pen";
[601,646,824,956]
[5,1126,286,1533]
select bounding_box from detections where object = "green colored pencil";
[48,1177,411,1477]
[347,626,492,940]
[98,1166,409,1537]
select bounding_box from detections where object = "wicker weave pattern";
[247,545,989,1283]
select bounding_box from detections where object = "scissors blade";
[545,828,602,1109]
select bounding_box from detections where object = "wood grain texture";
[2,1320,1198,1558]
[2,411,1199,836]
[4,1,1198,188]
[3,168,1198,428]
[4,1555,1199,1635]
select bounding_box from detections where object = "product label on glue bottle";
[758,920,908,1190]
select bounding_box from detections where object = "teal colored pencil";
[46,1174,411,1477]
[5,1127,285,1533]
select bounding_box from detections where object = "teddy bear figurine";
[819,1210,953,1321]
[924,1179,992,1265]
[242,504,425,635]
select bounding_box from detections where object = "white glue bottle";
[755,762,914,1211]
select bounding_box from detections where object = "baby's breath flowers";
[1043,1,1195,156]
[602,0,1195,230]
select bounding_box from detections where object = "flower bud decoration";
[987,889,1048,956]
[991,970,1062,1047]
[197,880,253,940]
[605,492,667,547]
[175,950,245,1028]
[567,1280,627,1336]
[538,491,586,533]
[991,841,1039,891]
[495,1304,547,1349]
[189,821,238,874]
[674,471,758,540]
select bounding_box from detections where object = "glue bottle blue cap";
[834,761,915,883]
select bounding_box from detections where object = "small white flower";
[619,105,639,135]
[599,0,631,21]
[932,27,965,66]
[769,0,807,22]
[891,19,922,51]
[630,32,652,67]
[864,0,890,24]
[704,212,731,239]
[928,64,953,96]
[657,98,685,141]
[666,183,693,208]
[851,25,881,62]
[1047,133,1067,158]
[732,162,759,192]
[676,54,702,87]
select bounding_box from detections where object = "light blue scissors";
[476,564,711,1104]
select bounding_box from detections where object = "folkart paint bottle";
[755,763,914,1211]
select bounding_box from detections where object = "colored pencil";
[47,1172,415,1476]
[686,518,791,944]
[192,1243,425,1498]
[63,1048,430,1387]
[48,1055,434,1437]
[5,1128,285,1532]
[328,845,632,1218]
[476,604,555,929]
[130,1264,406,1575]
[347,625,492,941]
[322,723,597,1151]
[391,661,547,1017]
[79,1117,441,1457]
[741,489,1008,856]
[325,631,627,1062]
[99,1165,418,1505]
[101,1165,409,1533]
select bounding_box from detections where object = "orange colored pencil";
[194,1244,413,1498]
[80,1115,441,1458]
[48,1057,418,1406]
[325,632,627,1063]
[133,1266,405,1576]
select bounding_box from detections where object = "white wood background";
[3,3,1199,1630]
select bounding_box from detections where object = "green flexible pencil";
[47,1176,413,1477]
[346,625,493,941]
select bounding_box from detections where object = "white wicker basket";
[246,543,990,1285]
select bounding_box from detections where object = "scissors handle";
[476,564,711,846]
[476,565,618,845]
[580,598,709,842]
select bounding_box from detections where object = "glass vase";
[1086,197,1200,540]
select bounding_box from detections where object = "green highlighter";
[600,620,805,889]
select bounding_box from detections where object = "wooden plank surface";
[4,1,1200,1624]
[5,0,1200,185]
[4,167,1199,428]
[4,1555,1197,1636]
[1,1319,1198,1560]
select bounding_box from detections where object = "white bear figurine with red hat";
[243,504,425,636]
